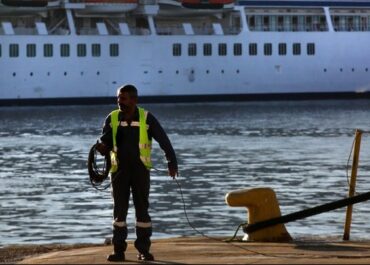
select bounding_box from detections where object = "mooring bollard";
[225,187,292,242]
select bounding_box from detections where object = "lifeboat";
[75,0,138,14]
[181,0,234,9]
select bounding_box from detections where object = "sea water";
[1,100,370,245]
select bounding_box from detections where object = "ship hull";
[1,20,370,104]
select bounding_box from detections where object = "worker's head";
[117,84,138,112]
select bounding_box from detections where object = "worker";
[96,84,178,262]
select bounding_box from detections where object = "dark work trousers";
[111,160,152,254]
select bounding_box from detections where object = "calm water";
[1,100,370,246]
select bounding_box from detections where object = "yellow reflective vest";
[109,107,152,173]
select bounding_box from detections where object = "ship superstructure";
[1,0,370,104]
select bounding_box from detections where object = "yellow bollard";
[225,187,292,242]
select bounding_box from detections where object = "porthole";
[366,68,368,72]
[64,72,67,76]
[80,71,84,76]
[158,70,162,74]
[47,72,50,76]
[176,70,179,74]
[340,68,343,72]
[97,71,100,75]
[221,70,225,74]
[352,68,355,72]
[30,72,33,76]
[144,71,148,74]
[236,69,240,74]
[323,68,327,72]
[12,72,16,77]
[206,70,210,74]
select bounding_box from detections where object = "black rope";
[87,142,115,191]
[162,169,278,258]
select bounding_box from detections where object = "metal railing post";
[343,129,363,241]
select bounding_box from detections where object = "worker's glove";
[168,162,178,179]
[96,142,110,156]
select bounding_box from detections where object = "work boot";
[107,252,125,262]
[137,252,154,261]
[107,244,125,262]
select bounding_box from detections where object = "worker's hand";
[168,167,178,180]
[96,142,110,156]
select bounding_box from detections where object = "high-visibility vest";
[109,107,152,173]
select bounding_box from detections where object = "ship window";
[293,43,301,55]
[188,43,196,56]
[110,43,119,57]
[9,44,19,57]
[60,44,70,57]
[234,43,242,56]
[44,44,53,57]
[278,43,286,55]
[92,44,101,57]
[218,43,227,56]
[264,43,272,56]
[249,43,257,56]
[203,43,212,56]
[307,43,315,55]
[27,44,36,57]
[77,44,86,57]
[173,43,181,56]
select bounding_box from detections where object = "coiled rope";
[87,142,113,191]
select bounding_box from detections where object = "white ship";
[1,0,370,105]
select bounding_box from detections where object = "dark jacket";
[100,107,178,171]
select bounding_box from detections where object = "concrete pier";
[18,237,370,264]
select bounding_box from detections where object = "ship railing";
[155,25,240,35]
[138,0,157,4]
[331,16,370,32]
[248,23,328,32]
[104,18,122,35]
[129,27,151,35]
[156,26,184,35]
[222,26,242,35]
[193,25,214,35]
[47,17,68,35]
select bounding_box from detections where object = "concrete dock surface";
[18,236,370,264]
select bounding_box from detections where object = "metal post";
[343,129,363,241]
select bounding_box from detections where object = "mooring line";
[173,175,279,258]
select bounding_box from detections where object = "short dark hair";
[117,84,138,98]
